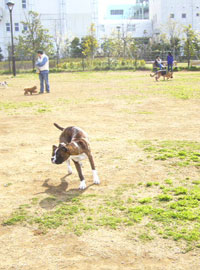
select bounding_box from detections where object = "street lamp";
[116,26,121,40]
[6,1,16,76]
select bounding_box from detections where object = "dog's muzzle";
[51,156,63,164]
[51,157,56,164]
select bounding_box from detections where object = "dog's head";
[168,72,173,78]
[51,143,70,164]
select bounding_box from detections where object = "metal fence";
[0,58,59,72]
[0,51,200,72]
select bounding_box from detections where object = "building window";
[23,25,28,31]
[100,25,105,32]
[196,13,199,17]
[182,13,186,18]
[6,23,10,32]
[127,24,136,32]
[170,13,174,18]
[22,0,26,9]
[110,10,124,15]
[15,23,19,31]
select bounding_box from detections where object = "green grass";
[0,101,39,110]
[0,101,52,114]
[3,179,200,250]
[134,140,200,167]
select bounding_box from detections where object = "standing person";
[167,52,174,72]
[36,50,50,94]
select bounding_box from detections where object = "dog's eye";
[61,147,68,152]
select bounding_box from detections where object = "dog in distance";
[150,70,173,81]
[24,86,37,95]
[0,81,8,88]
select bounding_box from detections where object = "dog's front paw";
[93,170,100,185]
[79,180,86,190]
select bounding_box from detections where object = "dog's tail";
[54,123,64,131]
[150,72,156,77]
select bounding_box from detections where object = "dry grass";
[0,71,200,270]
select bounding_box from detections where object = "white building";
[0,0,95,57]
[0,0,200,57]
[150,0,200,36]
[99,0,200,41]
[98,0,152,40]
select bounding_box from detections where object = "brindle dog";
[51,123,100,190]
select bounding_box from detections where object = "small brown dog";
[24,86,37,95]
[150,70,173,81]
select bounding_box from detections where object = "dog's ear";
[62,147,68,152]
[59,142,69,152]
[59,142,66,147]
[52,145,57,151]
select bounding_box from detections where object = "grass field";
[0,70,200,270]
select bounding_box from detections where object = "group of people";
[154,52,174,72]
[35,50,174,94]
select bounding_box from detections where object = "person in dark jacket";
[167,52,174,72]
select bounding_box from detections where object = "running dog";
[150,70,173,81]
[24,86,37,95]
[51,123,100,190]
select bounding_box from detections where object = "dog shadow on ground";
[36,175,94,210]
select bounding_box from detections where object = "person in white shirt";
[155,56,164,69]
[35,50,50,94]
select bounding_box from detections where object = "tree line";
[2,11,200,69]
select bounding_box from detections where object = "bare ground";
[0,71,199,269]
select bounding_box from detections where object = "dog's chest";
[70,153,87,162]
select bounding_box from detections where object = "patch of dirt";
[0,72,199,269]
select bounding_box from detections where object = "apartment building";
[98,0,152,39]
[150,0,200,36]
[99,0,200,40]
[0,0,200,57]
[0,0,95,56]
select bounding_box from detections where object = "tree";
[81,24,98,59]
[53,22,64,64]
[183,25,200,68]
[0,47,3,61]
[59,38,70,58]
[161,19,182,59]
[70,37,82,58]
[129,39,140,68]
[101,37,116,68]
[15,11,54,69]
[102,30,124,59]
[101,38,115,58]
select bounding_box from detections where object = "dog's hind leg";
[72,160,86,189]
[87,153,100,185]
